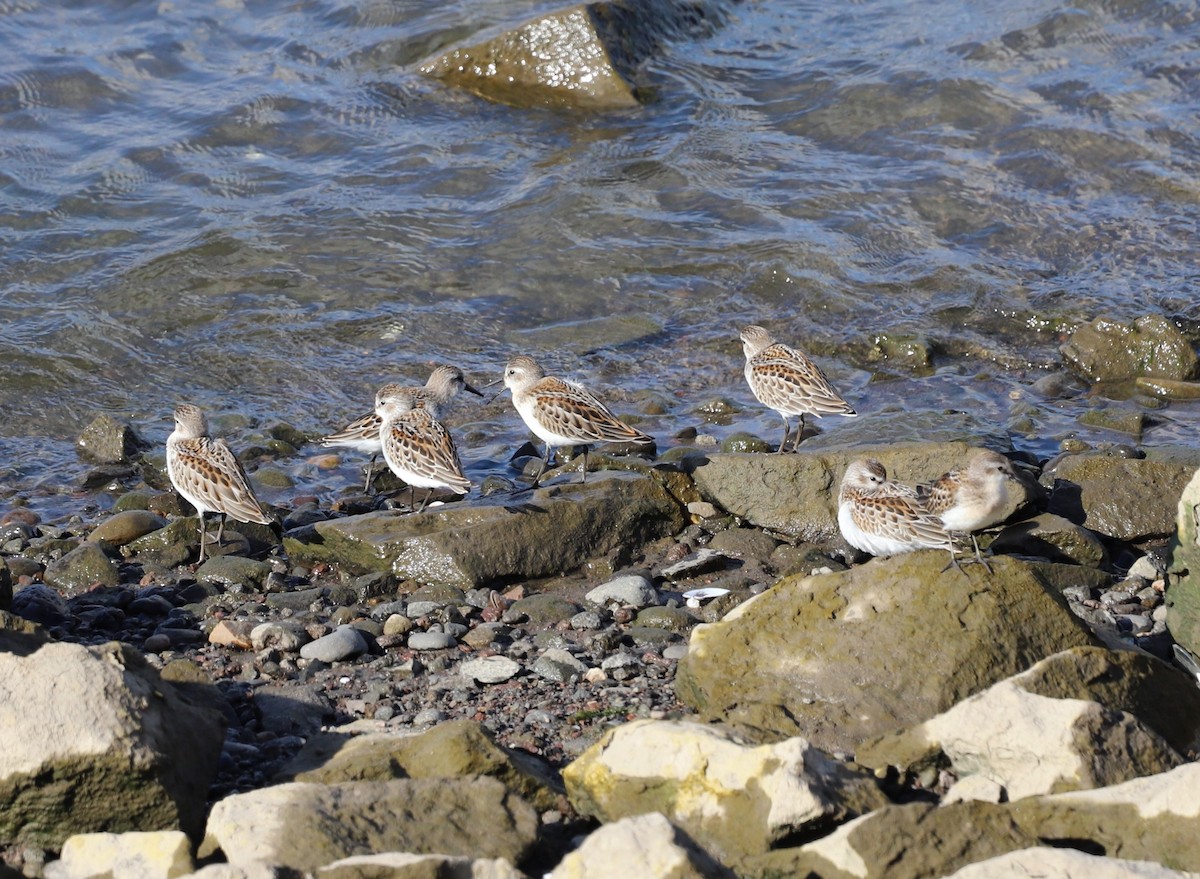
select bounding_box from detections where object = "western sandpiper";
[740,325,856,452]
[166,403,273,562]
[502,354,654,487]
[376,385,471,512]
[322,365,482,491]
[838,458,959,569]
[918,449,1019,570]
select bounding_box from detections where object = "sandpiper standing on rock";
[838,458,960,570]
[502,354,654,488]
[322,365,482,491]
[376,384,472,512]
[918,449,1020,571]
[166,403,274,562]
[740,325,856,453]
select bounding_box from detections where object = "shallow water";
[2,0,1199,519]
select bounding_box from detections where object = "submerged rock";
[420,0,730,111]
[675,554,1098,752]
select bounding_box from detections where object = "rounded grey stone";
[406,601,444,618]
[413,708,448,725]
[299,625,367,662]
[532,647,588,683]
[571,611,603,630]
[461,655,521,684]
[251,621,311,653]
[663,644,689,661]
[408,631,458,651]
[586,574,658,609]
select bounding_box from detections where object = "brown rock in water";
[75,413,148,464]
[674,554,1099,752]
[420,0,729,111]
[1061,314,1200,382]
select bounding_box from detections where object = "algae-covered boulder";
[563,719,888,862]
[689,443,1037,546]
[675,554,1099,752]
[549,812,735,879]
[0,639,226,849]
[277,718,564,811]
[42,542,120,594]
[1046,450,1200,542]
[200,778,538,872]
[856,651,1184,800]
[421,0,729,111]
[285,472,684,589]
[1167,467,1200,658]
[1061,315,1200,382]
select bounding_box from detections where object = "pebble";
[662,644,689,661]
[408,631,458,651]
[585,574,658,609]
[660,548,731,580]
[532,648,588,683]
[461,656,521,684]
[382,614,413,637]
[413,708,448,725]
[570,611,603,631]
[406,601,444,618]
[251,622,311,653]
[299,626,367,663]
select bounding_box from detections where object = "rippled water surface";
[3,0,1200,517]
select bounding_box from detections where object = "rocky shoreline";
[3,312,1200,878]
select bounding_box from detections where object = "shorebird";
[376,385,471,512]
[918,449,1020,571]
[166,403,273,562]
[501,354,654,488]
[322,365,482,491]
[740,324,856,453]
[837,458,960,570]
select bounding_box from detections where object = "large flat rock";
[674,554,1100,752]
[285,472,685,590]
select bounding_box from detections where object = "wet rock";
[75,414,148,465]
[634,606,694,632]
[462,655,522,684]
[200,778,538,871]
[196,556,273,593]
[421,0,729,112]
[87,510,168,547]
[1046,450,1200,541]
[676,554,1098,752]
[299,626,367,663]
[1061,314,1200,382]
[279,719,563,811]
[286,473,685,590]
[549,812,735,879]
[0,559,9,613]
[45,830,193,879]
[585,574,657,608]
[564,719,888,863]
[1167,467,1200,658]
[318,853,526,879]
[1078,406,1147,437]
[857,653,1183,800]
[720,432,771,453]
[0,639,225,848]
[1136,376,1200,400]
[991,513,1109,567]
[690,442,1036,546]
[124,519,198,571]
[43,542,120,594]
[945,848,1200,879]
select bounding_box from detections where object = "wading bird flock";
[166,325,1021,570]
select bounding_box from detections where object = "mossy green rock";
[675,554,1099,752]
[88,510,168,547]
[1046,449,1200,542]
[285,473,684,589]
[277,718,563,811]
[195,555,272,592]
[1167,467,1200,659]
[124,518,198,570]
[1061,314,1200,382]
[43,542,120,595]
[689,443,1035,545]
